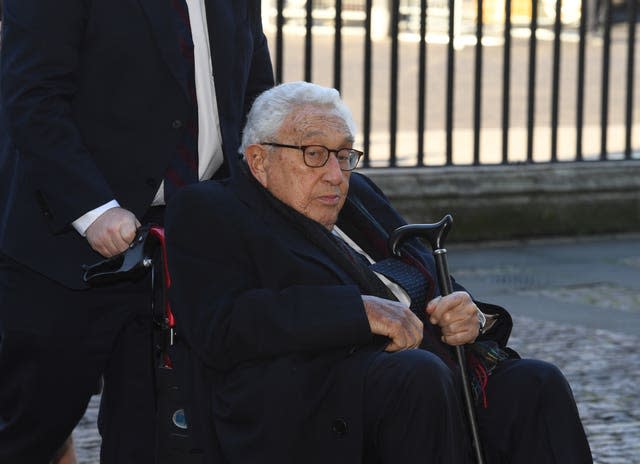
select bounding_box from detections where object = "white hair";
[239,81,356,155]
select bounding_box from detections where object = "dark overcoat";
[165,171,513,463]
[0,0,273,288]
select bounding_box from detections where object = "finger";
[429,300,451,325]
[409,317,423,348]
[384,341,403,352]
[428,293,461,324]
[385,327,407,351]
[441,323,478,345]
[399,309,423,347]
[441,331,471,346]
[431,293,474,326]
[395,316,420,351]
[119,220,137,244]
[441,309,475,331]
[425,296,441,317]
[106,229,130,255]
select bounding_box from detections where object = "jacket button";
[145,178,158,189]
[331,418,348,436]
[171,119,183,129]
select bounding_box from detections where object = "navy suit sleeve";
[0,0,114,230]
[165,184,373,371]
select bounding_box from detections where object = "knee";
[389,349,456,399]
[534,360,575,404]
[526,359,569,387]
[504,359,574,404]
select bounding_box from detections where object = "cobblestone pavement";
[72,235,640,463]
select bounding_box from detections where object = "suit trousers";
[362,349,472,464]
[0,254,157,464]
[476,358,593,463]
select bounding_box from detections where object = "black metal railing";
[264,0,638,167]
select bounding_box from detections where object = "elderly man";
[165,82,592,463]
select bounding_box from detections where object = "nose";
[323,152,345,184]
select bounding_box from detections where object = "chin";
[320,215,339,230]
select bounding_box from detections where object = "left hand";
[425,291,480,346]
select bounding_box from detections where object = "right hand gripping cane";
[389,215,486,464]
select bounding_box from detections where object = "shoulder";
[165,179,241,234]
[167,179,234,216]
[348,172,390,204]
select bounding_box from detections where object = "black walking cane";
[389,214,486,464]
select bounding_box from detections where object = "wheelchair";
[83,225,200,463]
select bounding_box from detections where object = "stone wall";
[360,160,640,242]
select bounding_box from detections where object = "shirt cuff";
[72,200,121,236]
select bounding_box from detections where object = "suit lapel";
[137,0,191,100]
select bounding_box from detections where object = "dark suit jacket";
[165,171,513,463]
[0,0,273,288]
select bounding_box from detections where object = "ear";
[245,144,269,188]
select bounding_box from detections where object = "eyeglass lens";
[303,146,360,170]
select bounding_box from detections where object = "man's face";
[248,105,352,230]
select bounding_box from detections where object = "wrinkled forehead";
[278,104,354,143]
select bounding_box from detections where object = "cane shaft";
[435,249,486,464]
[433,250,453,295]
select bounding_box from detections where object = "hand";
[85,207,141,258]
[362,295,423,352]
[425,291,480,346]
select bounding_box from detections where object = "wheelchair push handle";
[81,225,164,285]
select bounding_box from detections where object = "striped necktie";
[164,0,199,201]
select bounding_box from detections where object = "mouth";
[317,194,342,205]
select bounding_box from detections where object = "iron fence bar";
[334,0,343,92]
[305,0,313,81]
[363,0,373,167]
[624,0,637,160]
[389,0,400,167]
[275,0,285,83]
[550,0,562,162]
[526,0,538,163]
[446,0,456,165]
[576,0,588,161]
[417,0,428,166]
[473,0,484,166]
[270,0,638,169]
[600,0,612,160]
[502,0,512,164]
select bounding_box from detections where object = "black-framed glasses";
[261,142,363,171]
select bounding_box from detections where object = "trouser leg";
[98,288,156,464]
[476,358,593,464]
[0,257,102,463]
[0,255,158,464]
[362,349,472,464]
